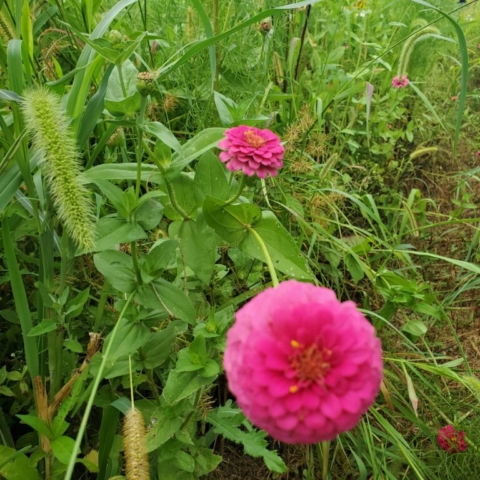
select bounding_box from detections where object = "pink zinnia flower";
[392,75,409,88]
[223,280,383,444]
[218,126,284,178]
[437,425,467,453]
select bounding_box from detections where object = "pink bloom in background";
[218,126,284,178]
[437,425,467,453]
[392,75,410,88]
[223,280,383,444]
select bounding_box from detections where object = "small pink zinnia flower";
[392,75,409,88]
[437,425,467,453]
[218,126,284,178]
[223,280,383,444]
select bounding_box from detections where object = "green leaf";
[142,321,187,370]
[207,406,287,473]
[169,216,216,284]
[17,414,53,439]
[402,320,427,340]
[241,211,314,280]
[344,254,365,284]
[166,128,226,181]
[135,198,164,230]
[51,436,76,465]
[105,60,141,116]
[72,31,146,65]
[27,320,57,337]
[94,250,137,293]
[144,239,178,275]
[146,409,184,452]
[143,122,183,156]
[135,280,196,324]
[163,370,217,405]
[104,317,150,361]
[194,151,230,204]
[411,0,468,158]
[0,446,41,480]
[203,196,262,243]
[92,217,147,252]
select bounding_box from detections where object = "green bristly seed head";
[21,88,96,250]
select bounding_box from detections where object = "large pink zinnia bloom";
[223,280,383,444]
[218,126,284,178]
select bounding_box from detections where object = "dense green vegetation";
[0,0,479,478]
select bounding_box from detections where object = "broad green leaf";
[166,128,226,181]
[105,60,141,116]
[143,122,183,156]
[194,151,230,204]
[169,216,216,284]
[92,217,147,253]
[163,370,217,405]
[51,436,76,464]
[94,250,137,293]
[104,317,150,361]
[203,196,262,243]
[17,414,53,439]
[135,279,196,324]
[0,446,41,480]
[241,211,314,280]
[142,321,187,370]
[144,239,178,274]
[402,320,428,340]
[135,198,164,230]
[147,410,184,452]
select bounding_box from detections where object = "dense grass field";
[0,0,480,478]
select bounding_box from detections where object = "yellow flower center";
[288,340,332,392]
[244,129,266,147]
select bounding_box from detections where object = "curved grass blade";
[411,0,468,158]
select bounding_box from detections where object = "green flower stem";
[225,174,246,205]
[117,62,128,98]
[130,241,143,286]
[165,180,190,220]
[246,225,279,287]
[64,292,135,480]
[321,441,330,479]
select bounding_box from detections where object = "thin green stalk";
[246,225,279,287]
[2,216,39,380]
[135,96,147,199]
[64,292,135,480]
[117,62,128,98]
[93,280,111,332]
[225,175,246,204]
[130,241,143,286]
[165,180,190,219]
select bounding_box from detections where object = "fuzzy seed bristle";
[21,88,96,250]
[123,408,150,480]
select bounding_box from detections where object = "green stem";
[165,180,190,219]
[64,292,135,480]
[130,241,143,286]
[246,225,279,287]
[117,63,128,98]
[93,280,111,332]
[135,96,147,199]
[225,175,246,205]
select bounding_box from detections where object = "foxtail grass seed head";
[21,88,96,250]
[123,408,150,480]
[0,11,15,43]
